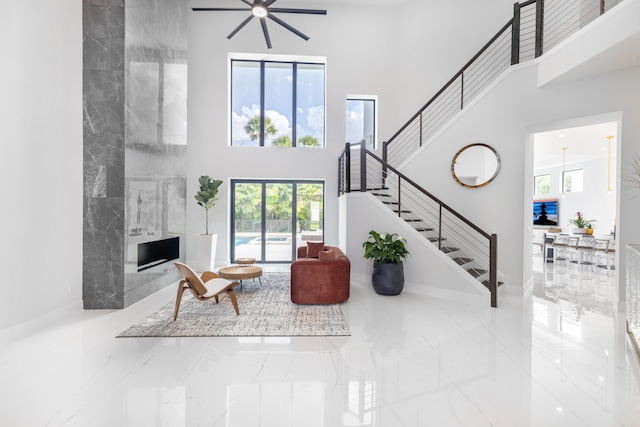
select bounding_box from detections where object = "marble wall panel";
[83,0,187,309]
[83,0,126,309]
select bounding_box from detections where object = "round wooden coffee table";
[218,265,263,291]
[235,257,256,266]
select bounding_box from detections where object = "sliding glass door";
[231,180,324,263]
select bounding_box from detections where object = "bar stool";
[607,239,616,272]
[594,239,610,273]
[566,236,581,272]
[552,234,570,268]
[577,236,596,272]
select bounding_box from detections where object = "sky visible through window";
[231,60,325,147]
[346,98,375,149]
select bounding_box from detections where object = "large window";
[231,59,325,147]
[563,169,583,193]
[231,180,324,263]
[346,97,376,149]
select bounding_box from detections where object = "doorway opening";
[530,119,619,306]
[230,179,324,263]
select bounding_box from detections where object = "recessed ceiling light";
[558,134,566,138]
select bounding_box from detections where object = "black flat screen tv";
[533,199,558,226]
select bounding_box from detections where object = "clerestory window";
[346,96,377,150]
[563,168,583,193]
[231,59,325,147]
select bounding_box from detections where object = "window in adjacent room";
[534,174,550,195]
[346,96,377,149]
[563,168,583,193]
[231,59,325,147]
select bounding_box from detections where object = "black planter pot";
[372,261,404,295]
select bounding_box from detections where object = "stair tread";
[467,268,487,278]
[440,247,459,253]
[415,227,434,232]
[453,257,473,265]
[427,237,446,242]
[481,280,505,290]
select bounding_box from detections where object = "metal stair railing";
[337,0,627,308]
[340,142,499,307]
[382,0,626,168]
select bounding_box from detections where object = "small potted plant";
[568,211,596,234]
[585,223,596,235]
[363,230,410,295]
[195,176,223,271]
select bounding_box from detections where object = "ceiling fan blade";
[260,18,273,49]
[192,7,250,12]
[267,14,309,40]
[228,15,255,39]
[268,8,327,15]
[240,0,253,5]
[265,0,278,5]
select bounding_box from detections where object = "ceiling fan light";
[252,4,268,18]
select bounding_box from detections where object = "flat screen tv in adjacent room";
[533,199,558,226]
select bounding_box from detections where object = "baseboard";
[0,299,84,346]
[351,273,489,307]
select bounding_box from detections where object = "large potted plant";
[194,175,223,271]
[363,230,410,295]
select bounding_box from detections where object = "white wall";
[399,62,639,299]
[0,0,83,332]
[185,0,510,267]
[395,0,516,122]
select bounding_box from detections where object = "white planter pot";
[573,227,586,234]
[195,233,217,272]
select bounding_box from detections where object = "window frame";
[534,173,551,196]
[230,179,325,263]
[562,168,584,193]
[230,58,325,148]
[346,95,378,150]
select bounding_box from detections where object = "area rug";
[117,272,350,337]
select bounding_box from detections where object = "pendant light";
[606,136,613,195]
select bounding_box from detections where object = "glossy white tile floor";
[2,260,640,427]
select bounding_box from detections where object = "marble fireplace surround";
[83,0,188,309]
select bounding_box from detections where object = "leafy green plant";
[568,211,596,229]
[363,230,410,264]
[244,116,277,141]
[195,176,223,234]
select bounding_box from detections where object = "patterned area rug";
[118,272,350,337]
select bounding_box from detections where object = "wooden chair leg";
[226,289,240,315]
[174,282,187,321]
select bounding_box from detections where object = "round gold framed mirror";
[451,143,501,188]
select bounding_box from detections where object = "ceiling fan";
[192,0,327,49]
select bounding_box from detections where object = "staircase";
[339,144,499,306]
[338,0,625,307]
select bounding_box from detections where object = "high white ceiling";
[533,122,617,170]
